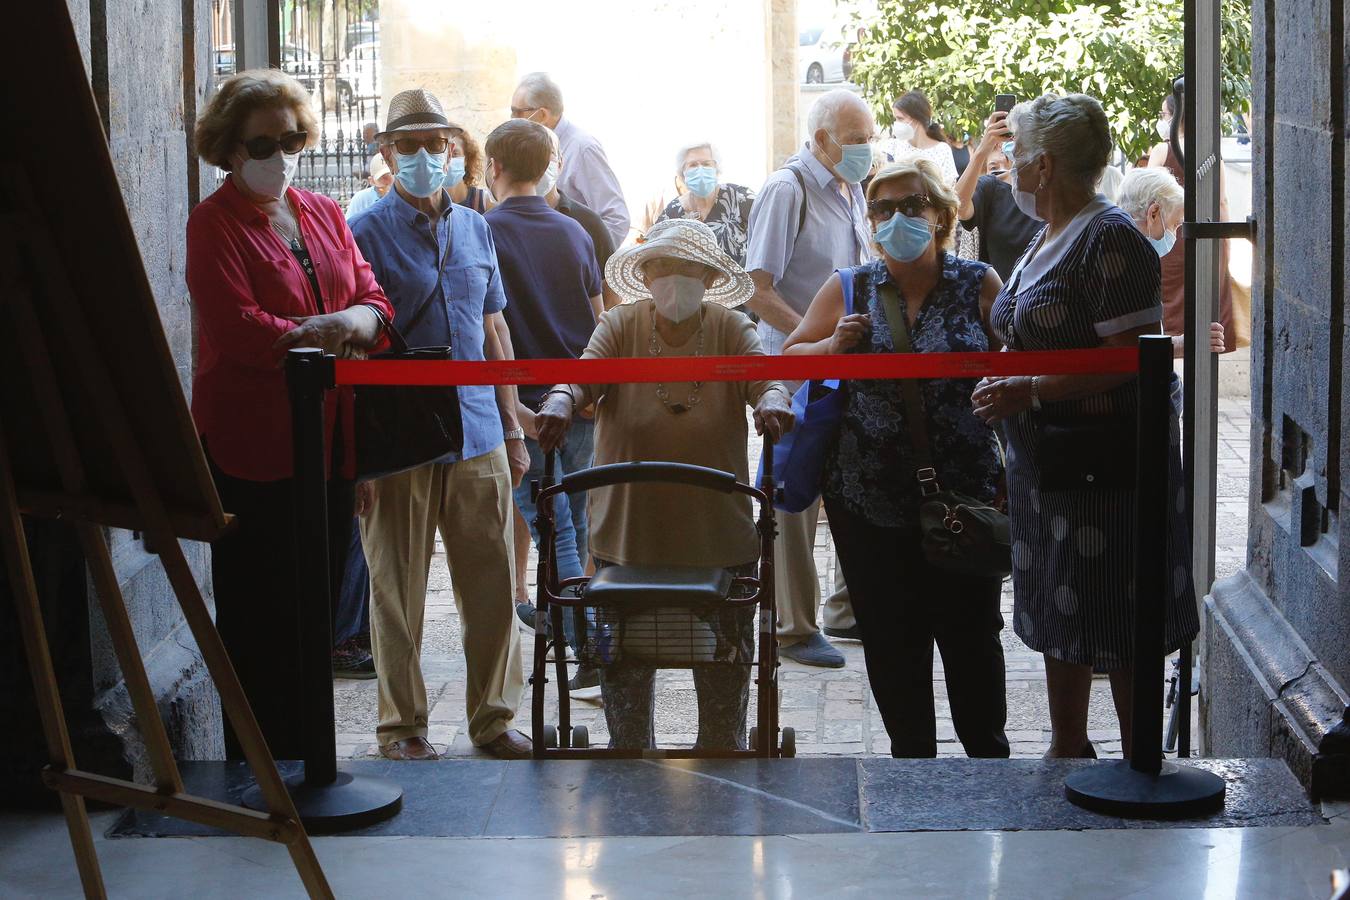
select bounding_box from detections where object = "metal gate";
[209,0,381,204]
[1177,0,1240,757]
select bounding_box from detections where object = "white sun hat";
[605,218,754,308]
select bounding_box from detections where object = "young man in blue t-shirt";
[484,118,605,693]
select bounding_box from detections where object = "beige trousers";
[774,499,855,643]
[360,447,523,747]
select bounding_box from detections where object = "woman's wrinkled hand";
[971,376,1035,424]
[753,392,796,442]
[535,393,574,454]
[273,309,366,358]
[828,313,871,355]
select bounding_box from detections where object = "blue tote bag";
[756,267,855,513]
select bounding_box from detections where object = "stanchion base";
[1065,760,1226,819]
[242,770,403,834]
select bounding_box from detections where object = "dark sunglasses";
[389,135,451,155]
[867,194,932,221]
[239,131,308,160]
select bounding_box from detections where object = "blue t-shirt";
[486,196,601,408]
[349,188,508,462]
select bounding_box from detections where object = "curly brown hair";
[450,127,485,188]
[194,68,318,171]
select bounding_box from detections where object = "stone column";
[766,0,798,169]
[1203,0,1350,797]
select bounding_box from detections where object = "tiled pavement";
[334,398,1251,761]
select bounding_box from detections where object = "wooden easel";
[0,6,331,896]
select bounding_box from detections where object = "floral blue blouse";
[823,254,1003,530]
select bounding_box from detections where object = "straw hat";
[379,88,459,136]
[605,218,754,307]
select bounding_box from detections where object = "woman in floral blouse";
[655,142,755,268]
[784,159,1010,760]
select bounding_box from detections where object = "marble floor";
[2,801,1346,899]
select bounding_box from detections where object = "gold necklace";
[649,308,705,414]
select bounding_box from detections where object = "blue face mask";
[445,156,466,188]
[1149,227,1177,257]
[874,210,934,262]
[395,148,450,198]
[828,133,873,184]
[684,165,718,198]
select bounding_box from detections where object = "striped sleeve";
[1090,217,1164,338]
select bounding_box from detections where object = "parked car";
[798,26,850,84]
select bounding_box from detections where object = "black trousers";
[208,452,354,761]
[825,499,1010,759]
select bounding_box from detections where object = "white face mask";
[649,274,706,323]
[238,149,300,200]
[893,120,916,143]
[535,159,560,197]
[1011,155,1045,222]
[1156,118,1172,141]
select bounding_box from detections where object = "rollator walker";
[529,436,794,758]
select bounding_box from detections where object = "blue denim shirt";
[350,189,507,462]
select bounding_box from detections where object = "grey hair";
[806,89,869,145]
[1009,93,1112,188]
[517,71,564,116]
[674,141,720,176]
[1116,167,1184,222]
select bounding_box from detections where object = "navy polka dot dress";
[990,204,1199,671]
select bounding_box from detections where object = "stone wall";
[1204,0,1350,797]
[0,0,221,804]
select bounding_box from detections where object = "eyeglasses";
[239,131,308,160]
[510,106,540,119]
[866,194,932,221]
[642,257,713,280]
[389,135,450,155]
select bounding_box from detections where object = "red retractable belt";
[332,348,1138,387]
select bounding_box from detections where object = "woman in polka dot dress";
[971,94,1199,759]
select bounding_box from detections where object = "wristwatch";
[1030,376,1043,412]
[503,427,525,441]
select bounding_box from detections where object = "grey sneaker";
[779,633,845,668]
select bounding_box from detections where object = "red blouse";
[186,177,394,482]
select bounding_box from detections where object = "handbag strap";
[876,281,941,496]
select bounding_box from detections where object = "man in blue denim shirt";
[349,88,541,761]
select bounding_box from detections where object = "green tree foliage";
[848,0,1251,164]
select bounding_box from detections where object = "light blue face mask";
[684,165,718,198]
[874,210,934,262]
[445,155,466,188]
[828,132,873,184]
[1149,227,1177,257]
[395,148,451,198]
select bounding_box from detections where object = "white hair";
[1009,93,1112,188]
[517,71,564,116]
[674,141,720,176]
[1116,167,1184,222]
[806,89,869,145]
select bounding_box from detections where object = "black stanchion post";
[242,348,402,832]
[1063,335,1225,818]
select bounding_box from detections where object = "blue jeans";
[512,418,596,648]
[334,516,370,647]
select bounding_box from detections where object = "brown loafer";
[481,729,532,760]
[380,736,440,761]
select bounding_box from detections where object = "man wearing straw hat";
[536,218,794,748]
[350,88,533,761]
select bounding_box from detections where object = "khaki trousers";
[360,447,523,747]
[774,499,855,643]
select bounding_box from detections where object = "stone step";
[110,757,1321,841]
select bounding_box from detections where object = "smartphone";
[995,93,1017,113]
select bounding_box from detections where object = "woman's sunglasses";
[239,131,308,160]
[389,135,451,155]
[867,194,932,221]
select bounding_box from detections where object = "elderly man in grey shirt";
[512,71,631,247]
[744,89,877,667]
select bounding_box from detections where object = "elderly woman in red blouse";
[187,68,393,759]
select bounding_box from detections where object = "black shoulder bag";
[878,283,1012,578]
[354,284,464,482]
